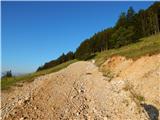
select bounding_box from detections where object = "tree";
[110,26,135,48]
[148,2,160,34]
[105,28,114,49]
[137,2,160,36]
[127,7,135,24]
[75,39,92,60]
[3,70,12,78]
[116,12,127,28]
[66,51,74,61]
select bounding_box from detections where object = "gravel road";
[1,61,154,120]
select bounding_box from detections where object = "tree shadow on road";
[141,103,159,120]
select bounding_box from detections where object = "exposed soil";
[1,54,160,120]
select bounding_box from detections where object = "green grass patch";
[95,34,160,66]
[136,95,145,102]
[1,59,78,90]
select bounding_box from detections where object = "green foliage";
[110,26,135,48]
[137,95,145,102]
[75,39,92,60]
[116,12,127,28]
[84,54,96,61]
[126,7,135,25]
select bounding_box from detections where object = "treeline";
[75,2,160,59]
[37,2,160,71]
[37,51,74,71]
[2,70,13,78]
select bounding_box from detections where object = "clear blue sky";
[2,1,154,73]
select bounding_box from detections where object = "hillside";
[1,33,160,120]
[37,2,160,71]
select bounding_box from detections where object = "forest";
[37,2,160,71]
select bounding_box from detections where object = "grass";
[95,34,160,66]
[1,59,78,90]
[102,69,114,82]
[136,95,145,102]
[123,82,145,114]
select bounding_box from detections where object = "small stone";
[76,112,79,116]
[81,90,84,93]
[18,100,23,105]
[103,117,108,120]
[19,117,24,120]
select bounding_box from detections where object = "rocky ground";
[1,54,160,120]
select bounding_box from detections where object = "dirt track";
[1,56,160,120]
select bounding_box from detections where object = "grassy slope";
[95,34,160,66]
[1,59,78,90]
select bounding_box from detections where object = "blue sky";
[2,1,154,73]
